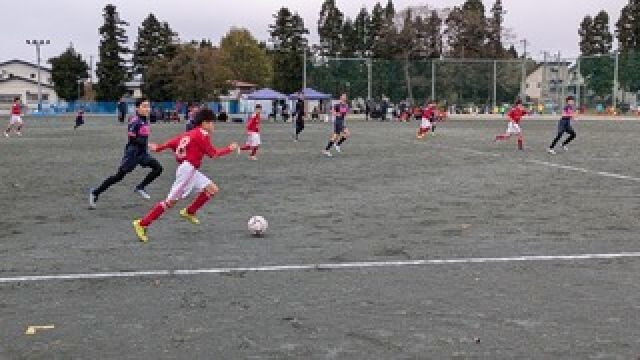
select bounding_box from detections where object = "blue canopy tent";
[246,88,287,100]
[288,88,332,100]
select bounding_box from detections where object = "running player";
[417,99,436,139]
[494,99,528,150]
[89,98,163,208]
[5,97,23,137]
[74,108,85,130]
[240,104,262,160]
[323,93,350,157]
[132,109,238,243]
[294,93,305,141]
[548,96,577,155]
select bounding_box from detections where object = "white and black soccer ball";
[248,216,268,236]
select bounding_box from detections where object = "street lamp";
[26,39,50,112]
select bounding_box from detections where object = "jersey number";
[176,137,190,159]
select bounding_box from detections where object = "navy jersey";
[126,115,150,154]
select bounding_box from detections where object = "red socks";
[250,146,259,156]
[517,138,524,150]
[140,202,167,227]
[495,134,508,141]
[186,191,212,215]
[240,144,251,151]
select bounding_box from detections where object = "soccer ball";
[248,216,268,236]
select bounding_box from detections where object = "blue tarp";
[288,88,332,100]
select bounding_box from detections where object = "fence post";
[576,57,581,108]
[302,50,307,90]
[493,60,497,109]
[367,58,372,101]
[431,60,435,101]
[613,51,619,111]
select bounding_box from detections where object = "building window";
[0,94,20,103]
[537,83,541,88]
[30,73,36,79]
[26,92,50,101]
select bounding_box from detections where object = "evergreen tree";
[425,10,443,58]
[353,7,371,57]
[318,0,344,57]
[369,3,386,57]
[95,4,129,101]
[341,18,358,57]
[616,1,640,52]
[384,0,395,21]
[580,10,614,100]
[270,7,309,93]
[487,0,505,58]
[48,45,89,101]
[219,28,273,87]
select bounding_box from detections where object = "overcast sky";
[2,0,629,67]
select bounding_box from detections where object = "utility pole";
[431,59,436,101]
[542,51,548,106]
[520,39,528,99]
[302,49,307,90]
[26,39,50,112]
[614,50,619,111]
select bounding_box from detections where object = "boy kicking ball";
[133,109,238,243]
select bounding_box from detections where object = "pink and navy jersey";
[126,115,151,154]
[11,103,20,115]
[562,105,575,120]
[334,103,348,122]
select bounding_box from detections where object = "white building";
[0,59,58,112]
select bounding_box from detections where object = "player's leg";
[135,155,163,198]
[15,119,23,136]
[248,133,260,160]
[335,128,349,152]
[181,173,218,225]
[562,124,576,149]
[90,157,136,207]
[548,120,567,153]
[324,131,338,156]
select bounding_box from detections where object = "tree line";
[48,0,640,104]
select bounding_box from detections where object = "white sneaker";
[16,132,21,137]
[4,132,8,138]
[547,148,556,155]
[562,145,569,151]
[89,189,98,209]
[335,145,342,153]
[135,188,151,199]
[322,150,332,157]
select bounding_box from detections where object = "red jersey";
[155,127,233,169]
[11,103,20,115]
[422,106,435,119]
[246,113,260,133]
[507,107,528,124]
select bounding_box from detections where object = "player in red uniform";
[494,99,528,150]
[132,109,238,243]
[239,104,261,160]
[417,99,436,139]
[5,97,23,137]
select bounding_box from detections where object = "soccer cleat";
[248,156,258,161]
[135,188,151,200]
[89,189,98,209]
[562,145,569,151]
[4,132,9,138]
[322,150,332,157]
[180,208,200,225]
[16,132,21,137]
[335,145,342,153]
[547,148,556,155]
[132,219,149,243]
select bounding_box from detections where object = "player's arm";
[204,139,237,158]
[152,135,181,152]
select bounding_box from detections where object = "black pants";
[295,117,304,138]
[93,153,163,197]
[550,119,576,149]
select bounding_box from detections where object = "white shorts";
[246,132,261,147]
[9,115,22,125]
[506,121,521,134]
[421,118,432,129]
[166,162,211,201]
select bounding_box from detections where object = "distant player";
[132,109,238,243]
[239,104,262,160]
[548,96,577,154]
[323,93,350,157]
[74,108,85,130]
[5,97,23,137]
[294,93,305,141]
[494,99,528,150]
[417,99,436,139]
[89,98,163,208]
[185,103,200,131]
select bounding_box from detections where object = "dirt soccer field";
[1,116,639,359]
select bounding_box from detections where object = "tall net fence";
[307,54,640,114]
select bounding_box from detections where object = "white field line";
[0,253,639,283]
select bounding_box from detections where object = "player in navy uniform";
[89,98,163,208]
[547,96,577,155]
[74,108,85,130]
[322,93,350,157]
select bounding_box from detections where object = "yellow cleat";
[180,208,200,225]
[132,219,149,243]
